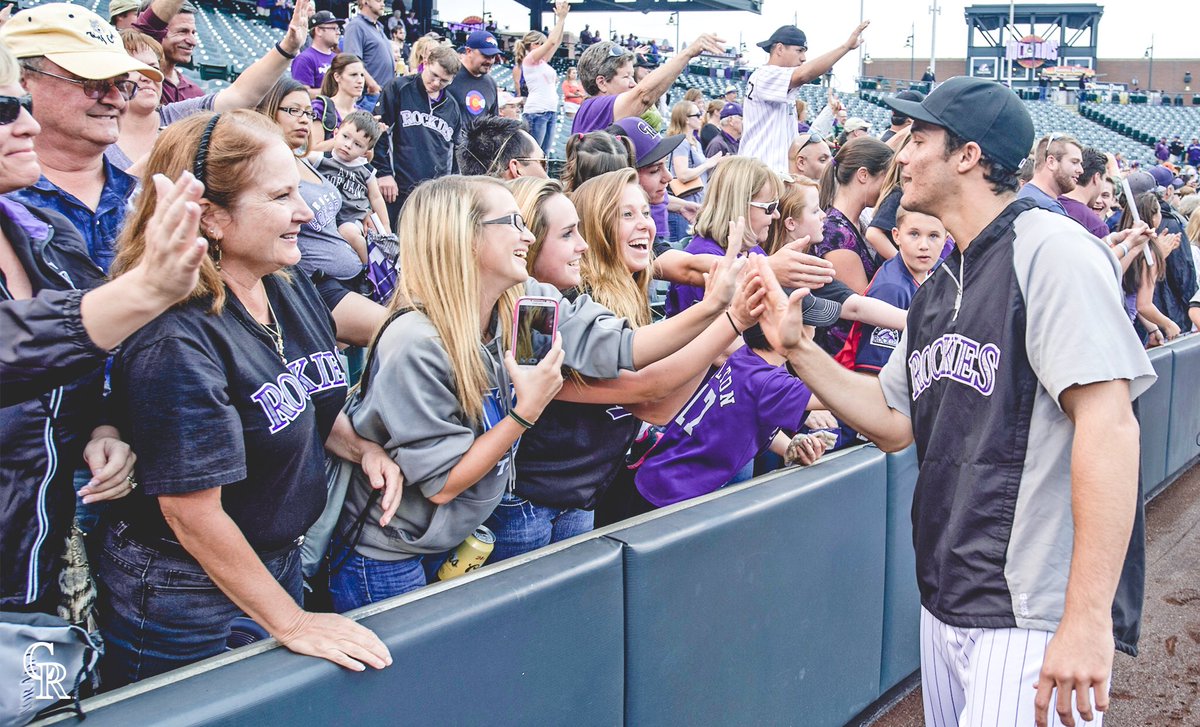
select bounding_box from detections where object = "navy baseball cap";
[1147,164,1174,188]
[465,30,502,56]
[757,26,807,52]
[720,102,744,119]
[607,118,684,168]
[883,76,1034,172]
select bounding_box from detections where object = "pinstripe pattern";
[920,607,1105,726]
[738,65,801,173]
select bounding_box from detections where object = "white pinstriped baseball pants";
[920,607,1105,726]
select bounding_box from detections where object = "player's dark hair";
[923,121,1021,195]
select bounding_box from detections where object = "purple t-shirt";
[634,345,812,506]
[292,46,337,89]
[1058,195,1110,239]
[651,200,668,242]
[664,235,766,318]
[811,207,878,351]
[571,95,618,134]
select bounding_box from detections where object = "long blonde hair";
[394,175,521,422]
[514,30,546,67]
[407,36,439,74]
[509,176,568,280]
[694,156,783,250]
[667,100,700,143]
[571,169,652,327]
[110,111,288,313]
[1187,207,1200,249]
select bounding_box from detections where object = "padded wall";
[75,538,626,727]
[608,448,888,727]
[1139,347,1174,491]
[1165,335,1200,480]
[879,447,921,692]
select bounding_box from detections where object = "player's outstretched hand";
[752,256,814,354]
[1033,618,1113,727]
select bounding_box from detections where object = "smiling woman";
[98,110,396,687]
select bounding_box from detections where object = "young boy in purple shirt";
[836,207,943,373]
[632,323,824,508]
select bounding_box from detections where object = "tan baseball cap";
[1,3,163,82]
[108,0,141,19]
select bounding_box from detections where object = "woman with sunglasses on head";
[96,110,396,687]
[572,33,725,135]
[481,175,760,559]
[666,100,723,241]
[0,45,208,630]
[108,0,315,172]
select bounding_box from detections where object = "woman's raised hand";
[504,332,565,423]
[135,172,209,307]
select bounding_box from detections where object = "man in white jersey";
[740,23,869,173]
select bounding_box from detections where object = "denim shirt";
[6,158,137,273]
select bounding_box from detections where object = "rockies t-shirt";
[572,94,618,135]
[111,272,347,553]
[835,254,921,373]
[634,345,812,507]
[447,69,498,121]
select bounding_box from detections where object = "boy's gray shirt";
[340,279,635,559]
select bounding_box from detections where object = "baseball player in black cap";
[753,76,1157,727]
[739,21,869,173]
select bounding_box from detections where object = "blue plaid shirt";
[6,158,136,273]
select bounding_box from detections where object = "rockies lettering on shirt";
[634,345,812,507]
[372,75,463,198]
[111,272,347,553]
[877,199,1156,653]
[739,64,802,173]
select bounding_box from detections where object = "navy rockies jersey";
[878,198,1156,653]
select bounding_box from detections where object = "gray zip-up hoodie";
[338,279,635,560]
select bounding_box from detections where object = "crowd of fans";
[1,0,1197,721]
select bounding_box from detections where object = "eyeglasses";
[749,199,780,215]
[687,112,703,118]
[278,106,318,121]
[0,94,33,125]
[22,66,137,102]
[317,24,342,33]
[513,157,548,170]
[481,212,531,233]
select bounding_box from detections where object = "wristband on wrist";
[725,310,742,335]
[508,410,536,429]
[1118,242,1129,257]
[1147,327,1160,335]
[275,42,297,59]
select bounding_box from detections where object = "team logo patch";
[464,90,487,115]
[870,327,901,349]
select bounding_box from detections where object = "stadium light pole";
[928,0,940,78]
[1145,35,1155,92]
[906,24,915,82]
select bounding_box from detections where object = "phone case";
[511,296,560,364]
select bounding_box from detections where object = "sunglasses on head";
[23,65,137,102]
[607,44,631,58]
[749,199,780,215]
[797,131,823,152]
[0,94,33,125]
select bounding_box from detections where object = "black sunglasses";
[797,131,824,152]
[0,94,32,125]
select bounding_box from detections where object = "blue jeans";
[483,492,594,563]
[667,211,692,242]
[356,92,380,113]
[328,543,446,612]
[95,521,302,689]
[524,111,556,154]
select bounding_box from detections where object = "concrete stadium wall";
[49,336,1200,727]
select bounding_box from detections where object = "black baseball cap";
[757,26,807,52]
[883,76,1034,172]
[607,118,684,168]
[309,10,343,29]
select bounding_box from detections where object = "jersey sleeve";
[747,65,798,105]
[878,327,912,418]
[1012,211,1157,407]
[116,335,247,494]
